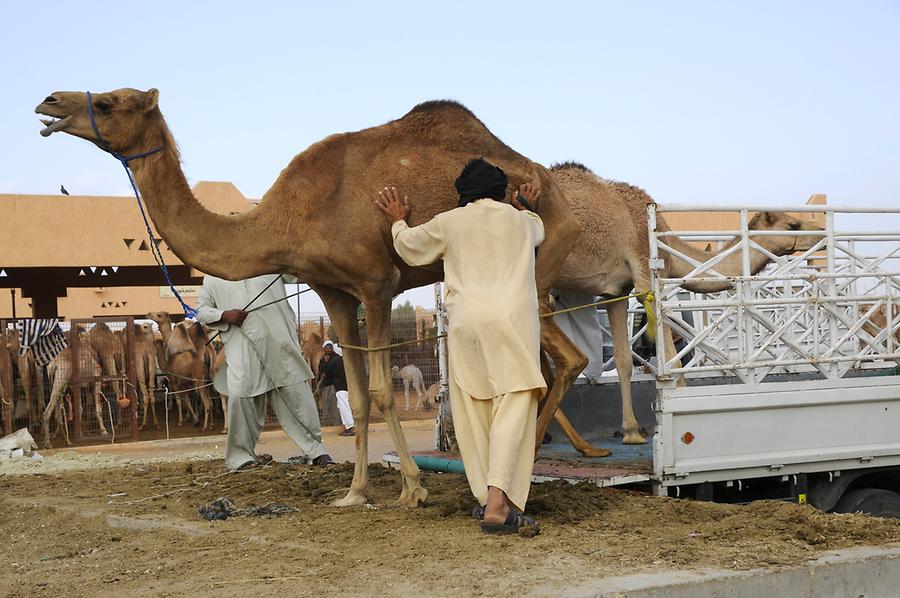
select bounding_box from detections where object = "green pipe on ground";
[413,455,466,474]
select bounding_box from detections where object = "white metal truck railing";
[648,204,900,384]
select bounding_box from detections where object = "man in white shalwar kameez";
[196,274,334,470]
[376,158,546,534]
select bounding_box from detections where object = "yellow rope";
[340,334,447,353]
[341,291,657,353]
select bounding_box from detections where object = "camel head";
[134,322,155,339]
[146,311,172,326]
[391,365,401,377]
[35,88,161,154]
[748,211,821,255]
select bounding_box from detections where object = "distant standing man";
[197,274,334,470]
[375,158,546,534]
[319,340,355,436]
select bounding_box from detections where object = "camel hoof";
[399,485,429,508]
[331,492,368,508]
[622,432,647,445]
[579,447,613,458]
[221,428,228,434]
[100,430,109,437]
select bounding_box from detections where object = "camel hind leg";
[606,299,646,444]
[364,297,427,507]
[534,310,591,456]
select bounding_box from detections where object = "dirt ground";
[3,456,900,597]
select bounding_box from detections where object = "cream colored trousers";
[449,378,539,511]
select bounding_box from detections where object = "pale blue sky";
[2,1,899,311]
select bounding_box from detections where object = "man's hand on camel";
[221,309,248,326]
[375,186,411,223]
[511,183,541,212]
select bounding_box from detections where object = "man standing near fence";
[319,340,355,436]
[375,158,545,534]
[196,274,334,470]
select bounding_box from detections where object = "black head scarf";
[455,158,508,208]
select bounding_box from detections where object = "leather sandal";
[312,454,336,467]
[480,509,538,535]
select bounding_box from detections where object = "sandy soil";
[3,456,900,597]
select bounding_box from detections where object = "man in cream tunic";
[376,158,546,533]
[196,274,332,470]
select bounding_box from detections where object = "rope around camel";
[340,291,656,353]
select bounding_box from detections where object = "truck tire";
[832,488,900,518]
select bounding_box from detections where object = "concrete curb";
[545,544,900,598]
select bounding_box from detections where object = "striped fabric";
[16,319,68,367]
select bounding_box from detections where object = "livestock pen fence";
[1,317,140,444]
[0,306,441,445]
[295,307,440,426]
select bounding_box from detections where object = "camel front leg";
[44,375,66,448]
[94,383,109,436]
[137,357,150,430]
[607,299,646,444]
[318,287,372,507]
[403,379,411,410]
[220,394,229,433]
[363,298,427,508]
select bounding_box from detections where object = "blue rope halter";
[86,91,196,318]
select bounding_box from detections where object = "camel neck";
[127,148,274,280]
[661,220,772,292]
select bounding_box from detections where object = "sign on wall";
[159,286,201,298]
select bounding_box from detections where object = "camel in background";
[128,322,160,430]
[210,345,228,433]
[7,331,45,423]
[88,323,126,403]
[147,312,214,430]
[44,331,107,447]
[298,324,325,379]
[391,364,429,411]
[550,162,822,444]
[36,88,588,507]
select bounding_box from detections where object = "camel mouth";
[38,116,72,137]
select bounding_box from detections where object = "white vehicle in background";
[648,204,900,515]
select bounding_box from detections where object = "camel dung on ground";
[36,88,593,507]
[550,162,822,444]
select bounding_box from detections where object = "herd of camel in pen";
[6,85,891,507]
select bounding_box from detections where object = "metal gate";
[648,205,900,488]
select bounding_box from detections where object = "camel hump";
[550,161,595,175]
[395,99,511,151]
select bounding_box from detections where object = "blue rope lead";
[86,91,196,318]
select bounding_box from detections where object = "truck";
[390,203,900,517]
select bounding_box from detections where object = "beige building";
[0,184,825,320]
[0,182,255,319]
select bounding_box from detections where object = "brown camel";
[146,312,214,430]
[7,331,45,423]
[44,331,107,447]
[36,88,588,507]
[129,322,160,430]
[550,162,822,443]
[298,324,325,379]
[88,322,126,402]
[210,345,228,433]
